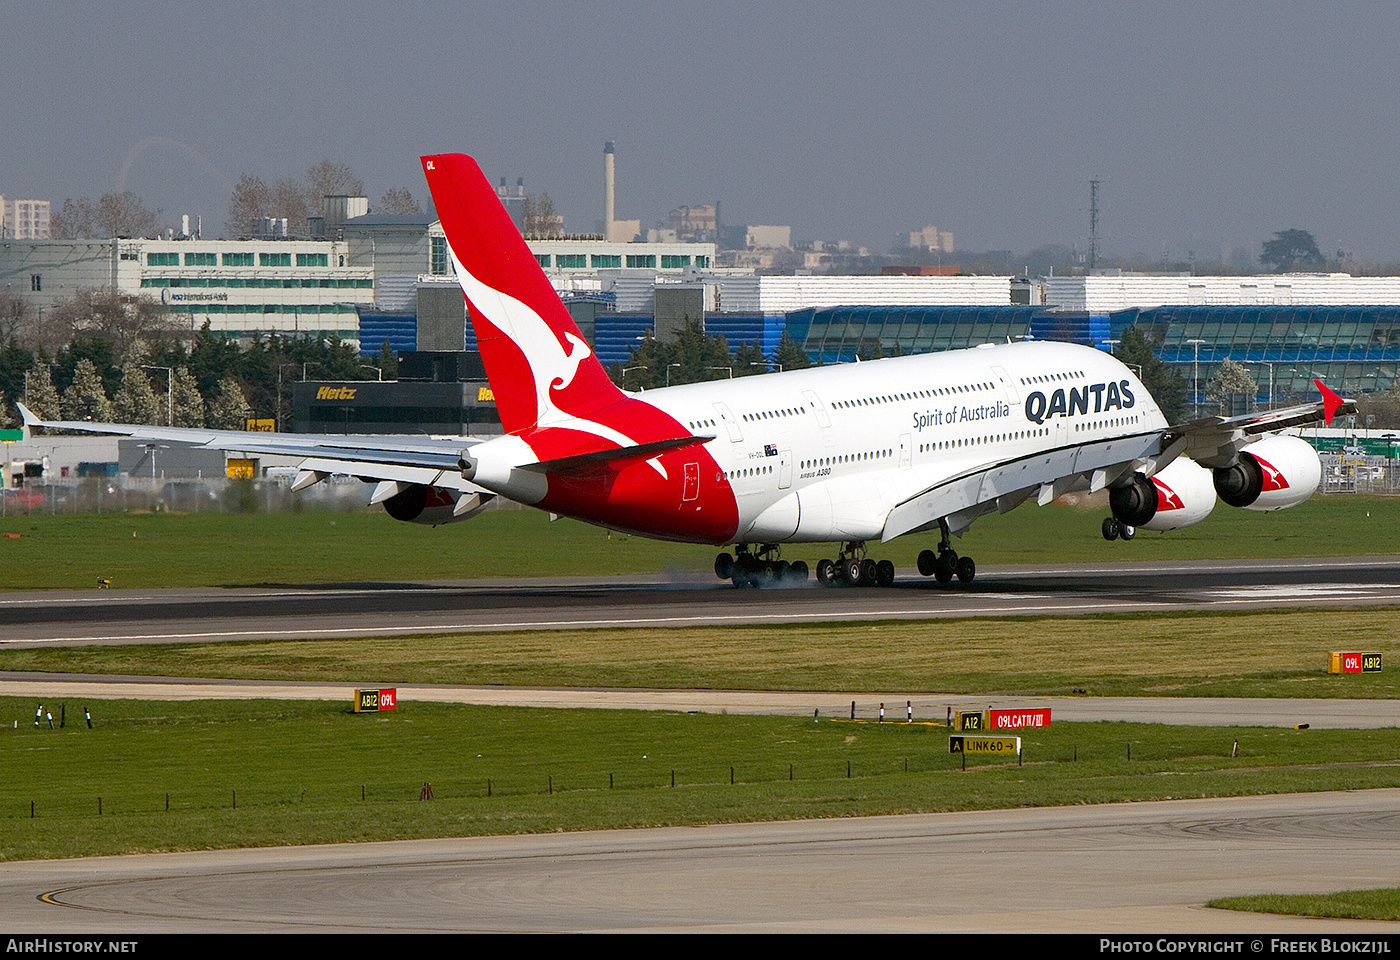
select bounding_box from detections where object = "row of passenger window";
[918,428,1049,453]
[832,381,996,411]
[1019,369,1086,386]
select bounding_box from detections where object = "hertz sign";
[316,386,358,401]
[353,688,398,712]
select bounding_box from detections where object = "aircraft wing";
[882,430,1161,542]
[1156,379,1355,469]
[15,402,486,492]
[882,381,1353,543]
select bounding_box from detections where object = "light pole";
[1244,360,1274,410]
[1186,339,1206,416]
[141,365,173,426]
[666,363,681,386]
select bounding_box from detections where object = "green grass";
[4,696,1400,862]
[0,493,1396,589]
[0,608,1394,699]
[1209,888,1400,921]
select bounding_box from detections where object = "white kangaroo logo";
[452,251,664,474]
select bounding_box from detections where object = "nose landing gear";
[1101,517,1136,541]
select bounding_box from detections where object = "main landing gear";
[914,521,976,585]
[714,545,809,588]
[813,542,895,588]
[713,542,895,588]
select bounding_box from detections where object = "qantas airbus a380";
[20,153,1353,588]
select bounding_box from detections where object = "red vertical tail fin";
[421,153,623,435]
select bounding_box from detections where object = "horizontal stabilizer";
[518,436,714,478]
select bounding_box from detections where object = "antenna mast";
[1088,178,1100,274]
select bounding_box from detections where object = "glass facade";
[1110,305,1400,402]
[795,305,1044,364]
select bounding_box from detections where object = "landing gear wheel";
[1119,524,1135,541]
[860,558,878,587]
[816,559,835,586]
[790,560,809,583]
[715,552,735,579]
[955,555,976,584]
[842,558,862,585]
[917,549,937,577]
[876,559,896,587]
[934,550,957,585]
[1102,517,1120,541]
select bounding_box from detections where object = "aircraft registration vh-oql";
[19,153,1354,588]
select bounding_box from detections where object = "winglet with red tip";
[1314,379,1344,425]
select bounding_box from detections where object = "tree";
[0,339,34,406]
[1113,328,1190,424]
[40,289,182,356]
[225,174,273,237]
[772,331,813,372]
[271,178,310,236]
[112,343,163,425]
[60,358,114,422]
[305,159,364,208]
[22,363,59,422]
[522,193,563,237]
[1206,358,1258,416]
[0,286,33,344]
[378,187,422,215]
[376,340,399,380]
[1260,229,1325,273]
[97,191,159,238]
[731,341,767,376]
[48,191,158,239]
[49,197,99,239]
[610,321,746,390]
[207,375,252,429]
[170,366,206,428]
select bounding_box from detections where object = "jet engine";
[1109,457,1216,531]
[379,482,491,526]
[1212,435,1321,512]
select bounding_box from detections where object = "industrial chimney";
[604,141,616,240]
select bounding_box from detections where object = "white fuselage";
[639,340,1165,544]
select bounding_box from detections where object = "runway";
[3,556,1400,647]
[3,557,1399,933]
[4,791,1400,933]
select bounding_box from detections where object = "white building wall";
[1044,274,1400,312]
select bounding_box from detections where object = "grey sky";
[6,1,1399,263]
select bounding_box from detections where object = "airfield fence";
[0,454,1390,517]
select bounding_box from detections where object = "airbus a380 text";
[20,152,1352,589]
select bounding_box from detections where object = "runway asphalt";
[3,555,1400,647]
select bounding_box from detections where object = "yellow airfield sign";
[949,735,1021,756]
